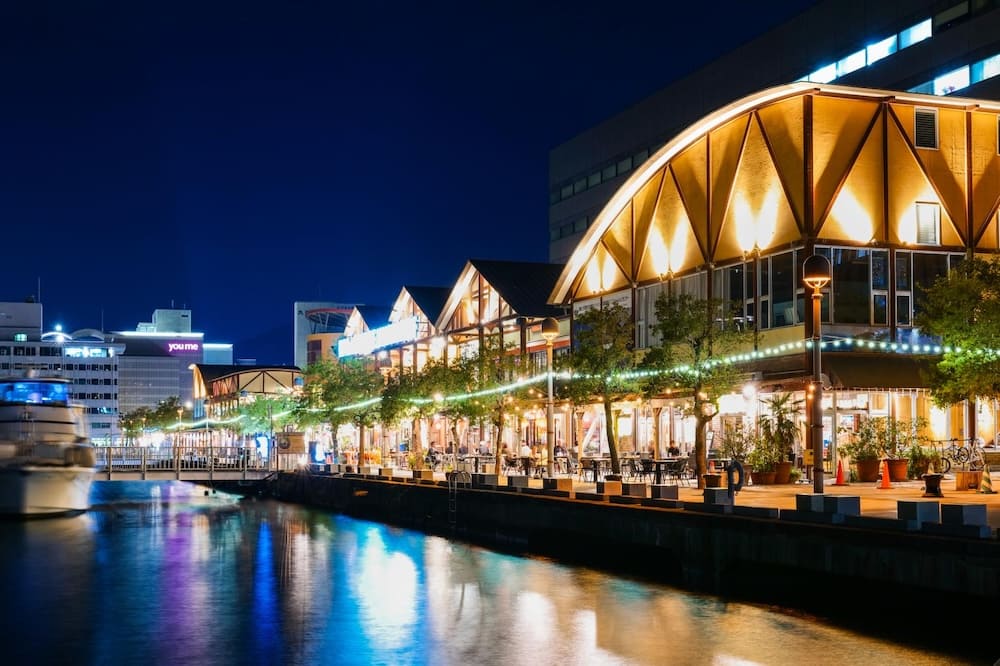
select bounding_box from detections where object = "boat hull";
[0,465,94,516]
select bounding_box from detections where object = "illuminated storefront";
[549,82,1000,463]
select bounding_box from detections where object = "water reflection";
[0,482,973,665]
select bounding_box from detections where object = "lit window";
[808,63,837,83]
[933,65,969,95]
[971,54,1000,84]
[899,19,932,49]
[837,49,866,77]
[14,334,26,342]
[909,81,934,94]
[866,35,897,64]
[915,202,940,245]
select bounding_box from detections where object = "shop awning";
[823,354,934,390]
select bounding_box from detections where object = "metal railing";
[94,445,281,481]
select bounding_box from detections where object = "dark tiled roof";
[471,259,566,317]
[355,305,392,329]
[403,286,450,323]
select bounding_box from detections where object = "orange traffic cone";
[876,459,892,489]
[708,459,716,473]
[833,459,848,486]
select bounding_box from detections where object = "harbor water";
[0,482,976,665]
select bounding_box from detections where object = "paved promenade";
[396,469,1000,529]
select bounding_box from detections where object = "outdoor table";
[466,454,492,473]
[651,458,682,484]
[519,456,534,476]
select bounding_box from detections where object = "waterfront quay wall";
[270,472,998,615]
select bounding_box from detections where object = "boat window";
[0,381,69,405]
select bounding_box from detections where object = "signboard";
[167,341,201,354]
[337,316,418,358]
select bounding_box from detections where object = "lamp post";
[803,254,832,494]
[541,317,560,478]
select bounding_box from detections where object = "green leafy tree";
[119,406,154,444]
[643,293,753,487]
[915,257,1000,409]
[297,358,384,464]
[234,394,299,438]
[563,303,638,476]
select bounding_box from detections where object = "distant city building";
[550,0,1000,261]
[293,302,356,368]
[115,308,233,417]
[0,301,123,445]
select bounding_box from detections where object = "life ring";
[726,460,745,492]
[277,436,290,450]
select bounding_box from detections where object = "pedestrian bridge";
[94,445,285,482]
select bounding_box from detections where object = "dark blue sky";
[0,1,816,363]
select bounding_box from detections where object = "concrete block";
[621,482,649,498]
[922,522,992,539]
[472,473,499,488]
[508,475,530,489]
[822,495,860,516]
[412,470,434,481]
[360,465,379,476]
[843,515,919,532]
[703,488,732,505]
[897,500,940,524]
[610,495,644,505]
[574,491,608,502]
[520,487,545,496]
[795,493,825,512]
[596,480,622,495]
[379,467,394,478]
[733,506,780,519]
[941,503,988,527]
[543,477,574,492]
[641,498,684,509]
[539,489,572,498]
[683,501,732,514]
[651,484,679,500]
[779,509,845,524]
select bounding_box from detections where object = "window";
[866,35,897,64]
[602,164,616,181]
[770,251,795,327]
[633,148,648,165]
[573,217,588,233]
[587,171,601,188]
[830,248,871,324]
[971,54,1000,85]
[899,19,932,49]
[914,108,938,148]
[573,178,586,194]
[837,49,866,77]
[560,184,573,200]
[808,63,837,83]
[617,156,632,174]
[933,65,969,95]
[915,202,940,244]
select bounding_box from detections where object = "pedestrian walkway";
[398,469,1000,530]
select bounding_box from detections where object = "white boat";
[0,375,95,516]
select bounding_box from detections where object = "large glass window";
[831,248,871,324]
[899,19,932,49]
[915,202,940,244]
[866,35,897,64]
[933,65,969,96]
[771,251,796,327]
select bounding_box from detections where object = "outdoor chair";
[580,458,598,483]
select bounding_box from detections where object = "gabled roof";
[354,305,392,330]
[471,259,565,317]
[401,286,450,323]
[436,259,566,330]
[193,364,301,384]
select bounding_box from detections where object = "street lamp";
[541,317,560,477]
[803,253,832,494]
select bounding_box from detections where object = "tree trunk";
[604,399,621,475]
[358,423,366,468]
[694,413,709,489]
[493,412,504,475]
[411,417,423,470]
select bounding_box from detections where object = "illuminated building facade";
[550,83,1000,463]
[551,0,1000,263]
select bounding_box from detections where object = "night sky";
[0,1,817,363]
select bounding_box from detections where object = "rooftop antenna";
[37,277,41,303]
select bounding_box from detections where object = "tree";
[297,358,384,464]
[915,257,1000,409]
[563,303,637,476]
[642,293,753,488]
[233,393,298,439]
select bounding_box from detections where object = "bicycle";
[936,438,985,473]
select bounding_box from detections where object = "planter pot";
[703,473,723,488]
[774,460,792,484]
[911,460,930,480]
[750,470,775,485]
[854,458,880,483]
[886,458,908,482]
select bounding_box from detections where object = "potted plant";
[746,440,777,485]
[881,417,928,482]
[906,442,941,479]
[719,422,754,464]
[841,419,881,482]
[759,393,801,484]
